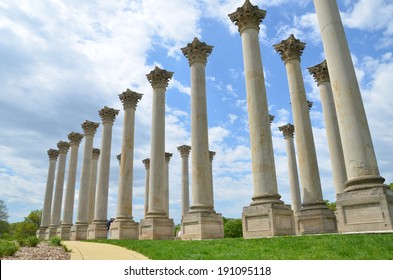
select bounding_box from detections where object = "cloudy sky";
[1,0,392,225]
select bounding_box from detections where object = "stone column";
[308,60,347,194]
[46,141,70,239]
[88,148,100,224]
[57,132,84,240]
[177,145,191,218]
[313,0,393,232]
[278,124,302,214]
[180,37,224,240]
[139,66,174,240]
[142,158,150,218]
[164,152,173,219]
[69,121,99,240]
[37,149,59,239]
[274,34,336,234]
[229,0,294,238]
[110,89,142,240]
[87,107,119,239]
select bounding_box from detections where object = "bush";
[0,240,19,257]
[224,218,243,238]
[1,232,10,240]
[17,238,27,247]
[26,236,39,247]
[50,236,61,246]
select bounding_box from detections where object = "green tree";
[223,218,243,238]
[389,183,393,191]
[324,200,337,212]
[13,209,42,239]
[0,200,9,221]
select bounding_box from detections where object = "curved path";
[63,241,149,260]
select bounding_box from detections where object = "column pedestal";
[181,212,223,240]
[56,224,72,240]
[87,221,107,239]
[294,205,337,235]
[336,186,393,232]
[139,218,174,240]
[70,222,89,240]
[242,203,294,238]
[110,219,139,240]
[36,228,48,239]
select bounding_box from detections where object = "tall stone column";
[70,121,99,240]
[278,124,302,214]
[110,89,142,240]
[229,0,294,238]
[57,132,84,239]
[164,152,173,219]
[308,60,347,194]
[142,158,150,218]
[46,141,70,239]
[139,66,174,240]
[274,34,336,234]
[88,148,100,224]
[180,37,224,240]
[313,0,393,232]
[37,149,59,239]
[87,107,119,239]
[177,145,191,219]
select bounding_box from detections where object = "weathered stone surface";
[139,218,174,240]
[181,212,224,240]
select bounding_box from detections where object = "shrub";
[26,236,39,247]
[0,240,19,257]
[224,218,243,238]
[50,236,61,246]
[17,238,27,247]
[1,232,10,240]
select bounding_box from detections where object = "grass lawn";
[86,233,393,260]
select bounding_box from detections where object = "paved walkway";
[63,241,149,260]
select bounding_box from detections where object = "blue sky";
[1,0,392,225]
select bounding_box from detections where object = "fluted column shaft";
[313,0,384,190]
[274,35,324,206]
[76,122,99,224]
[40,149,59,228]
[308,60,347,194]
[94,107,119,222]
[116,89,142,220]
[88,148,100,224]
[147,67,173,218]
[279,124,302,212]
[142,159,150,218]
[177,146,191,218]
[229,15,280,204]
[50,141,70,227]
[61,133,84,226]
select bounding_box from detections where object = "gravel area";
[1,242,70,260]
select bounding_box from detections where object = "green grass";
[87,233,393,260]
[0,240,19,257]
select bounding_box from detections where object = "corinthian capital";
[273,34,306,63]
[92,148,100,160]
[119,88,143,110]
[142,158,150,169]
[269,114,275,124]
[181,37,213,65]
[165,152,173,164]
[81,120,100,136]
[307,59,330,86]
[99,106,120,124]
[228,0,266,33]
[57,141,70,154]
[68,132,84,146]
[146,66,173,89]
[177,145,191,157]
[47,149,59,160]
[278,123,295,139]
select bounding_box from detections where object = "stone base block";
[87,221,108,239]
[69,223,88,240]
[109,219,139,240]
[56,224,72,240]
[36,227,48,239]
[242,203,295,238]
[139,217,174,240]
[336,187,393,232]
[295,205,337,235]
[45,226,59,240]
[181,211,224,240]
